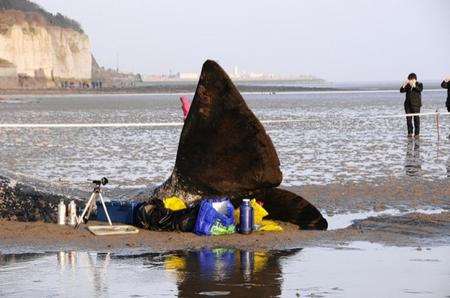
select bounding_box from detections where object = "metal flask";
[67,200,77,227]
[57,201,66,225]
[239,199,254,234]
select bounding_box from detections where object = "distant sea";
[132,80,445,94]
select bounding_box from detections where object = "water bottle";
[67,201,77,227]
[239,199,254,234]
[57,201,66,225]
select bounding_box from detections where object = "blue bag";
[97,200,142,225]
[194,197,235,236]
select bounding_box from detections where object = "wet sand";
[1,178,448,253]
[291,177,450,215]
[1,212,448,253]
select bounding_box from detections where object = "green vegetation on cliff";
[0,0,83,32]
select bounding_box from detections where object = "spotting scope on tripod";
[75,177,111,229]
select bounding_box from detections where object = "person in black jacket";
[441,77,450,112]
[442,77,450,139]
[400,73,423,138]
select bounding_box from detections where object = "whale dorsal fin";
[174,60,282,194]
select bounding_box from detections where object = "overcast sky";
[34,0,449,82]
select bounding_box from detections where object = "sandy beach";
[1,178,448,253]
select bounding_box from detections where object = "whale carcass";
[0,60,327,230]
[145,60,327,230]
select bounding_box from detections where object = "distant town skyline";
[142,65,324,82]
[34,0,449,82]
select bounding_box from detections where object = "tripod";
[75,178,112,229]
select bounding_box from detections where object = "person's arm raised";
[414,82,423,92]
[400,81,410,93]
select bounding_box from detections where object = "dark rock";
[0,174,79,223]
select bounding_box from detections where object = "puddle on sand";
[0,242,449,297]
[324,207,447,230]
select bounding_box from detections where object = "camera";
[92,177,108,186]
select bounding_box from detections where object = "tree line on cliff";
[0,0,83,33]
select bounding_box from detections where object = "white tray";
[87,225,139,236]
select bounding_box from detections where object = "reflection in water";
[0,252,49,266]
[57,251,111,296]
[167,248,300,297]
[57,251,77,269]
[1,244,449,297]
[405,139,422,176]
[90,253,111,296]
[0,248,295,297]
[113,248,299,297]
[447,155,450,178]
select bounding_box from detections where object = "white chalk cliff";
[0,10,91,80]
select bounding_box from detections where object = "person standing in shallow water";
[400,73,423,138]
[441,76,450,112]
[441,76,450,138]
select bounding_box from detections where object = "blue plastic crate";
[96,200,141,225]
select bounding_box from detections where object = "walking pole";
[435,109,440,141]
